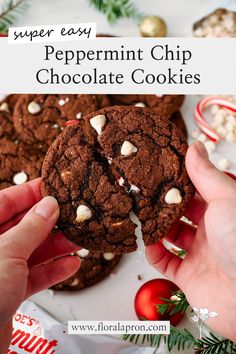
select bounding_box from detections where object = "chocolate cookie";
[0,111,16,140]
[109,95,185,117]
[85,106,194,246]
[0,138,44,190]
[13,94,111,150]
[0,94,19,114]
[52,249,121,291]
[41,106,194,253]
[0,95,20,140]
[41,124,137,254]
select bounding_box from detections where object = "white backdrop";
[7,1,236,353]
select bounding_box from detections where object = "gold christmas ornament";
[140,15,167,37]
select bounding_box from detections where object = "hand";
[0,179,80,353]
[146,141,236,341]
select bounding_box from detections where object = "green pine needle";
[158,290,190,316]
[0,0,31,33]
[122,327,236,354]
[88,0,143,24]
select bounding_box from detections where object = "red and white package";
[7,301,139,354]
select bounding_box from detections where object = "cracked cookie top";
[88,106,194,246]
[41,106,194,253]
[41,123,137,254]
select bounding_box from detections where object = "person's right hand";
[146,141,236,341]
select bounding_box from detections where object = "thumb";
[186,141,236,203]
[1,196,59,260]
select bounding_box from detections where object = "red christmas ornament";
[134,279,184,326]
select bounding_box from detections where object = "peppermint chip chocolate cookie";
[52,250,121,291]
[41,124,137,254]
[0,138,44,190]
[0,94,20,140]
[85,106,194,246]
[41,106,194,253]
[13,94,111,150]
[109,94,185,118]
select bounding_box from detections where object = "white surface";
[4,0,236,353]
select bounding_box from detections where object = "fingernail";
[194,141,209,159]
[35,196,58,219]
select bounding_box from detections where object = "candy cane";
[195,96,236,142]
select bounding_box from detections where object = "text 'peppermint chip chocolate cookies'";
[13,94,111,150]
[41,106,194,253]
[52,250,121,291]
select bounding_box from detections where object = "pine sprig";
[0,0,31,33]
[158,290,190,316]
[123,328,236,354]
[197,333,236,354]
[88,0,143,24]
[123,326,198,352]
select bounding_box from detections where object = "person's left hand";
[0,178,80,353]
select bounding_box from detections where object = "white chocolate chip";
[135,102,146,107]
[71,278,79,286]
[129,184,140,193]
[76,205,92,223]
[90,115,106,134]
[13,171,28,185]
[76,112,82,119]
[121,141,138,156]
[58,98,69,106]
[52,123,58,129]
[76,248,90,258]
[165,188,182,204]
[103,253,115,261]
[217,158,231,171]
[0,102,9,112]
[28,101,41,115]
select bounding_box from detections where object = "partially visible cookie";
[109,95,185,117]
[0,95,20,140]
[0,94,19,114]
[13,94,111,149]
[0,138,44,190]
[0,111,16,140]
[52,249,121,291]
[41,124,137,254]
[84,106,194,246]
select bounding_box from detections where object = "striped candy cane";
[195,96,236,142]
